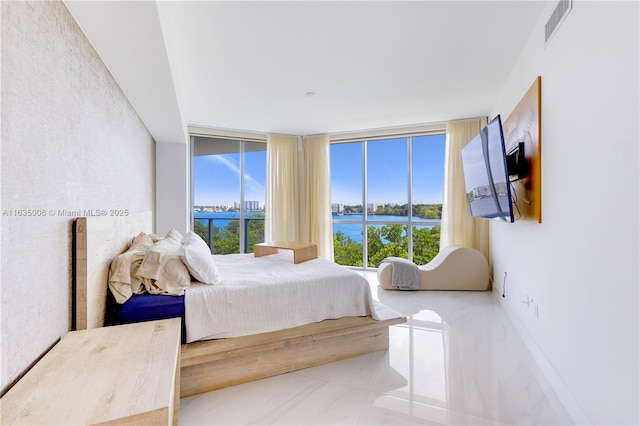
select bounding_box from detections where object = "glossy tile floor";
[180,272,572,425]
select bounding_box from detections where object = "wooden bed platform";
[181,315,400,396]
[74,212,405,397]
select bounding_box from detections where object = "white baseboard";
[492,289,592,425]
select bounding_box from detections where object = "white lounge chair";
[377,245,489,291]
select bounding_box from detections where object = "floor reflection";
[371,309,458,423]
[180,274,573,425]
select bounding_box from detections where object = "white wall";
[490,2,639,424]
[156,142,190,235]
[0,2,155,393]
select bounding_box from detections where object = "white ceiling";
[65,1,549,142]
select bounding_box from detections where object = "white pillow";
[137,229,191,295]
[180,231,220,284]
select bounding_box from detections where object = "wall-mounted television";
[461,115,514,222]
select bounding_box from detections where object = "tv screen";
[461,115,514,222]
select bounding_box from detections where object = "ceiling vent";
[545,0,572,45]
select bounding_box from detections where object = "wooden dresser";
[1,318,181,425]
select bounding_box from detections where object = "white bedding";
[184,251,400,343]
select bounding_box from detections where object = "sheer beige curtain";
[265,133,334,260]
[441,118,490,260]
[300,135,334,260]
[265,134,300,242]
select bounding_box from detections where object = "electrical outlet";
[501,271,508,297]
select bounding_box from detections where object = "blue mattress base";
[105,291,186,343]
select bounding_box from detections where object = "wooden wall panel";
[503,76,542,222]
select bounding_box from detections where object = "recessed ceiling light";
[305,91,316,97]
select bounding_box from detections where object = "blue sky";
[193,150,266,206]
[194,134,446,206]
[331,135,446,205]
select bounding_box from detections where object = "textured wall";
[1,1,155,392]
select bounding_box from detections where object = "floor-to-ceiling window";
[192,135,266,254]
[331,132,445,268]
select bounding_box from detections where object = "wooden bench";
[1,318,181,425]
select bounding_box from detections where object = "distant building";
[244,200,264,211]
[472,185,491,199]
[332,203,344,214]
[495,182,508,196]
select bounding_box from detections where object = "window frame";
[330,122,446,269]
[189,127,267,254]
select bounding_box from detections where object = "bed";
[74,212,405,397]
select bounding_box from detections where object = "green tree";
[214,219,240,254]
[413,204,442,219]
[247,213,265,253]
[333,231,363,267]
[195,214,265,255]
[412,225,441,265]
[194,219,218,249]
[367,224,409,267]
[333,223,441,268]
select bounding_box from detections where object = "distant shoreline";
[194,211,440,245]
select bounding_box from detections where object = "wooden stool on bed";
[254,241,317,264]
